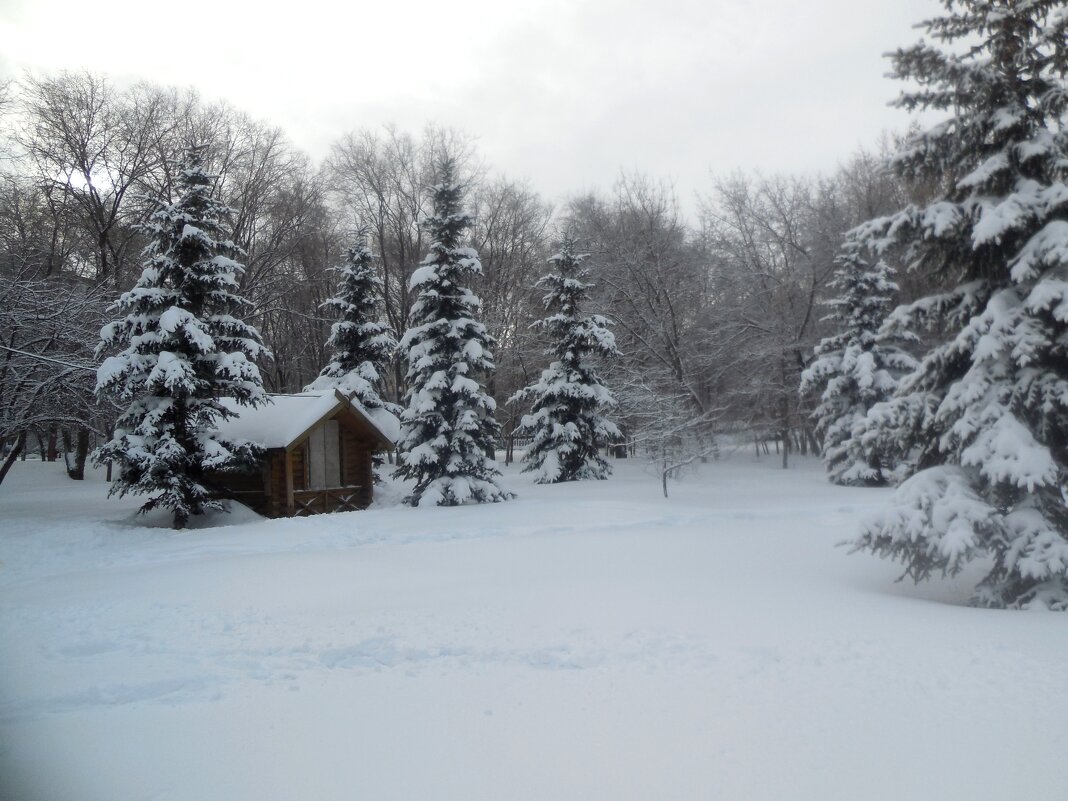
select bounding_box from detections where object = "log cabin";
[211,389,400,517]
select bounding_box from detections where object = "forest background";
[0,72,930,482]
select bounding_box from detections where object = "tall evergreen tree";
[394,159,512,506]
[851,0,1068,609]
[800,241,917,486]
[94,147,268,528]
[510,237,621,483]
[305,234,397,409]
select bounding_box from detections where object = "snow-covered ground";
[1,454,1065,801]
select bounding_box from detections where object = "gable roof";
[216,389,400,451]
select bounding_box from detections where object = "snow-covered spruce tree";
[305,234,397,408]
[851,0,1068,609]
[800,240,917,486]
[394,159,512,506]
[94,147,268,528]
[510,237,621,482]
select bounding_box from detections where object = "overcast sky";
[0,0,935,204]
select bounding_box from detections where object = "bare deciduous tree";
[15,73,178,287]
[702,174,836,466]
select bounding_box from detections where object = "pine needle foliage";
[801,241,917,486]
[511,237,621,483]
[851,0,1068,609]
[394,159,512,506]
[95,147,268,528]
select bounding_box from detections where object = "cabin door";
[307,420,341,489]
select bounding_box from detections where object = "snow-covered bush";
[394,159,512,506]
[851,0,1068,609]
[94,147,269,528]
[510,237,620,483]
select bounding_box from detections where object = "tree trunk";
[779,358,791,469]
[103,425,114,481]
[393,362,406,408]
[62,428,74,474]
[0,432,27,486]
[65,427,89,480]
[806,426,821,457]
[99,232,111,287]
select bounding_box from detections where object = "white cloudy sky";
[0,0,934,202]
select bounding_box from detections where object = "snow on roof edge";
[217,391,399,449]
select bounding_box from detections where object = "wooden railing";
[291,487,365,516]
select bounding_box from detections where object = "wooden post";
[284,448,295,516]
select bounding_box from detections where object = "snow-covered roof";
[216,390,399,450]
[361,404,401,446]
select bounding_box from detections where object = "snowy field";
[1,454,1065,801]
